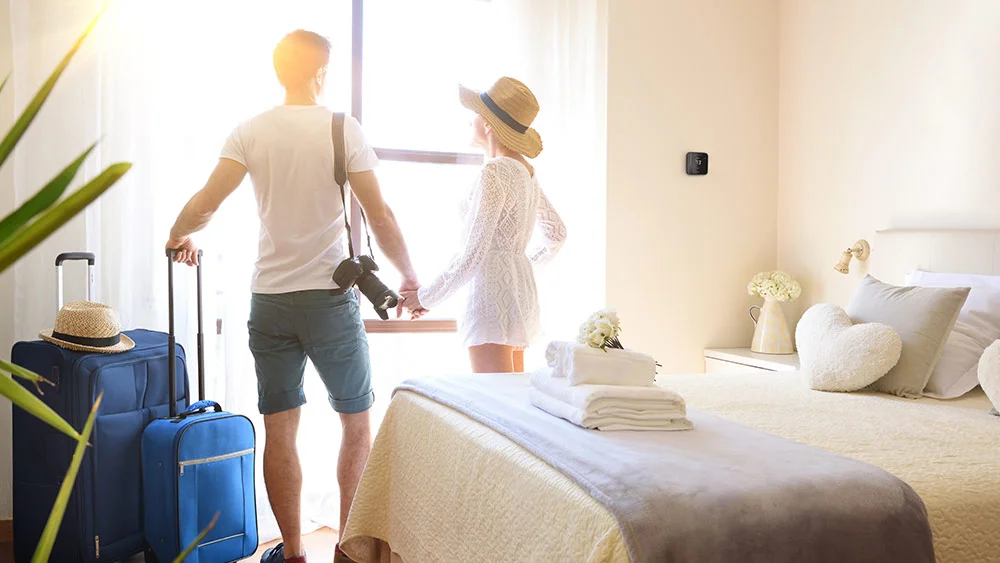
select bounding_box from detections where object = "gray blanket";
[396,375,934,563]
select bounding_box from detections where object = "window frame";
[350,0,481,333]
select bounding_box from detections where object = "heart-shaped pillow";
[977,340,1000,415]
[795,304,903,392]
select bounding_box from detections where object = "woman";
[401,77,566,373]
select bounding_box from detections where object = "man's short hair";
[273,30,332,90]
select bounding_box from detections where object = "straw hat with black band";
[40,300,135,354]
[459,77,543,159]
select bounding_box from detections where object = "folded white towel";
[530,368,686,415]
[530,389,693,432]
[544,341,657,386]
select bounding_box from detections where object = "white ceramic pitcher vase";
[749,297,794,355]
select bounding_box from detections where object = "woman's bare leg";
[512,349,525,373]
[469,344,515,373]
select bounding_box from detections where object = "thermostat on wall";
[686,152,708,175]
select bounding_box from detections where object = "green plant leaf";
[171,512,219,563]
[0,372,80,441]
[0,74,9,96]
[31,392,101,563]
[0,3,106,171]
[0,162,131,274]
[0,357,53,385]
[0,143,97,244]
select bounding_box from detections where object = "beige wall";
[607,0,780,373]
[778,0,1000,322]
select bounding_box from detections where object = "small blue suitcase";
[141,250,257,563]
[12,252,190,563]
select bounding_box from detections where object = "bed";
[342,230,1000,563]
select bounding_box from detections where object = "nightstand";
[703,348,799,374]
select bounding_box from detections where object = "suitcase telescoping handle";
[55,252,96,311]
[166,248,206,418]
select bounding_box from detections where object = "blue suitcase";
[141,250,257,563]
[12,252,190,563]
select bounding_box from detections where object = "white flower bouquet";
[577,308,623,351]
[574,308,662,376]
[576,309,661,368]
[747,271,802,302]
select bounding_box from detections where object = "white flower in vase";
[748,271,802,302]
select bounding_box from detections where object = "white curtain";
[6,0,605,542]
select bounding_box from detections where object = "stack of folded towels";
[530,341,693,431]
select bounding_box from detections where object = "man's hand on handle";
[167,236,200,266]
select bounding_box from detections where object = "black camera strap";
[332,112,374,260]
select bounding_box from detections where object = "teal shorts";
[248,290,373,415]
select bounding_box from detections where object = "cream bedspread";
[342,372,1000,563]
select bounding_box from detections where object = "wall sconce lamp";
[834,239,871,274]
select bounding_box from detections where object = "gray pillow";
[845,275,970,398]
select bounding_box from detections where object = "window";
[359,0,503,154]
[347,0,507,332]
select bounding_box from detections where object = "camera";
[333,255,400,320]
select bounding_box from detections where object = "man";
[166,30,420,563]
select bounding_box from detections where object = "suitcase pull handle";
[55,252,96,266]
[56,252,96,310]
[166,248,205,418]
[177,400,222,420]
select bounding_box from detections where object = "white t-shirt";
[220,105,379,294]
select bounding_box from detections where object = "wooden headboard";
[872,229,1000,284]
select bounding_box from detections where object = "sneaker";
[260,542,306,563]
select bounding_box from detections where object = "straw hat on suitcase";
[40,300,135,353]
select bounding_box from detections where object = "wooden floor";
[0,527,340,563]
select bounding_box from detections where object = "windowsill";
[363,318,458,333]
[373,147,483,165]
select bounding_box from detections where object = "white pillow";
[907,271,1000,398]
[977,340,1000,415]
[795,304,902,392]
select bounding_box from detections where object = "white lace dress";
[417,157,567,348]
